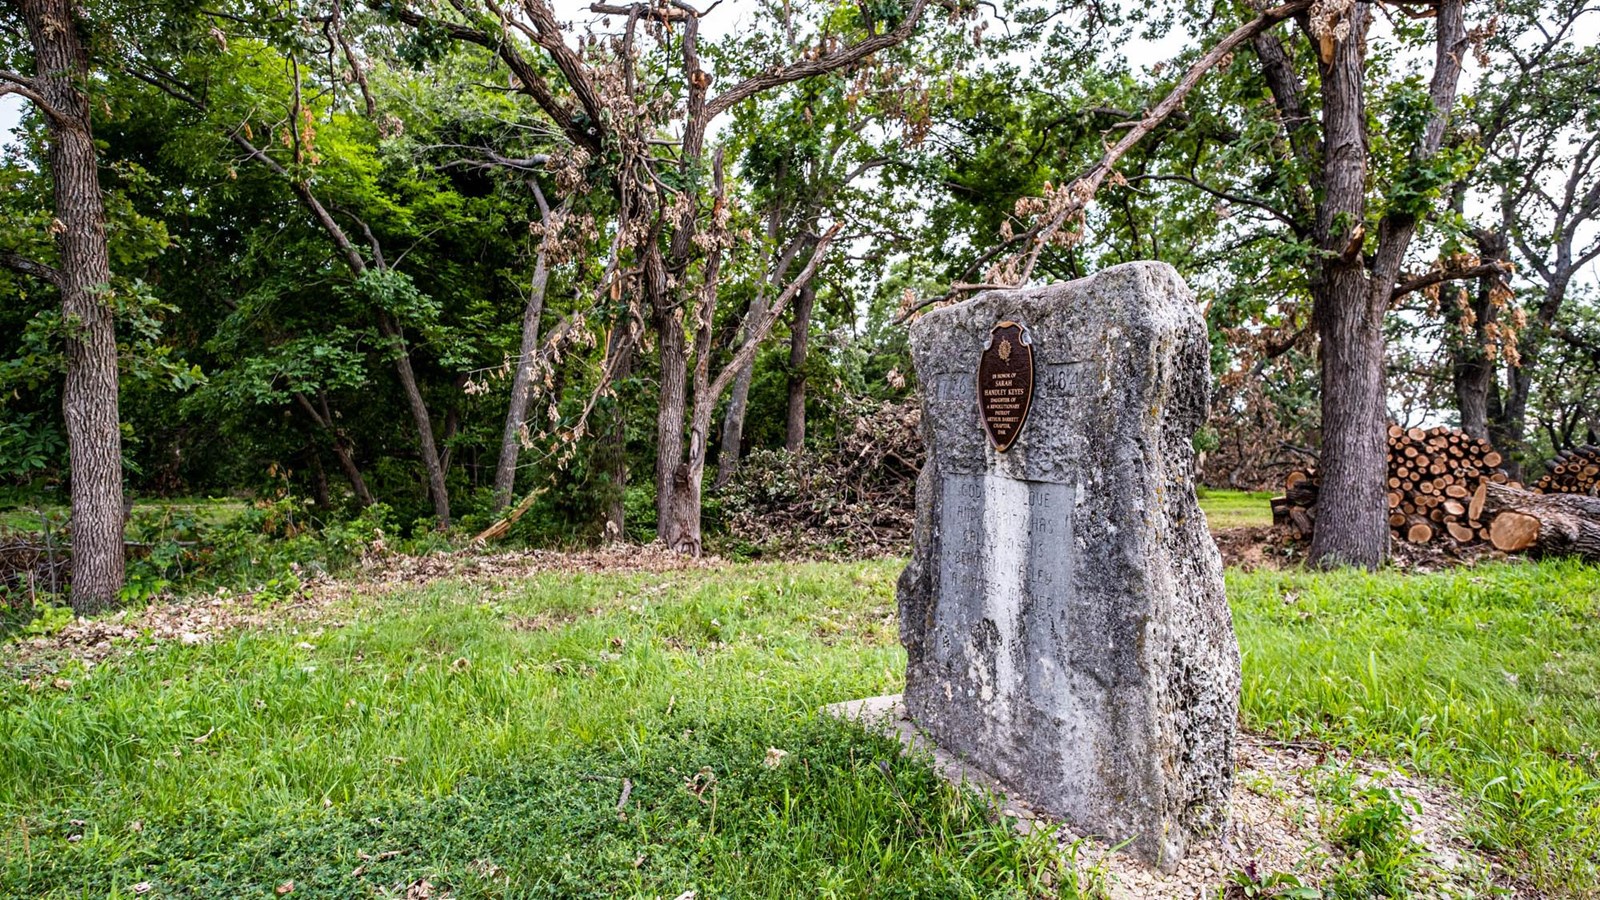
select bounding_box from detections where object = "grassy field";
[1197,488,1276,529]
[0,557,1595,897]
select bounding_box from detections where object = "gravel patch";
[826,694,1530,899]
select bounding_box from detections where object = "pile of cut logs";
[1270,425,1600,561]
[1533,444,1600,495]
[1272,425,1518,548]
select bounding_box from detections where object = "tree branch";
[0,251,63,287]
[0,71,69,125]
[374,0,601,153]
[1131,172,1307,235]
[1009,0,1314,284]
[705,0,929,119]
[707,221,843,403]
[1390,260,1512,303]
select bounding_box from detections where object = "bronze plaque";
[977,320,1034,452]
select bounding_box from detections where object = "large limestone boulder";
[898,261,1239,871]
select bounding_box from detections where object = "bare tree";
[1488,2,1600,470]
[383,0,931,553]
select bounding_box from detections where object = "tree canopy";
[3,0,1598,595]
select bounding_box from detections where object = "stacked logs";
[1272,425,1518,547]
[1533,444,1600,495]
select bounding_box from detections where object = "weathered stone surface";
[898,261,1239,871]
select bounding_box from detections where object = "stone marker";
[898,261,1239,871]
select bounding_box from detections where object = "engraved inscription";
[978,321,1035,452]
[934,474,1074,686]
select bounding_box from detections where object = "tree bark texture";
[1306,4,1388,570]
[1451,229,1509,441]
[784,280,816,453]
[1308,0,1467,569]
[20,0,125,613]
[493,188,556,510]
[651,267,690,547]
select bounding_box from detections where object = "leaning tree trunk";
[292,391,374,506]
[713,290,765,490]
[229,129,452,528]
[23,0,125,613]
[784,280,816,453]
[377,312,451,527]
[492,223,553,509]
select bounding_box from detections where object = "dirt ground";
[827,695,1535,900]
[1212,525,1514,572]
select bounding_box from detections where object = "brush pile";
[718,395,921,556]
[0,529,71,601]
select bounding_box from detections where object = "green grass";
[1232,562,1600,894]
[0,564,1099,898]
[0,558,1596,896]
[1197,488,1275,529]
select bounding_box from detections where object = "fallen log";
[1483,482,1600,561]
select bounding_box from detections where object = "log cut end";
[1489,511,1540,552]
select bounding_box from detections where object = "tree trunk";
[493,187,556,509]
[1308,0,1466,570]
[714,202,793,487]
[307,448,332,509]
[376,312,450,527]
[649,235,691,542]
[293,391,374,506]
[663,448,706,556]
[1495,274,1572,479]
[438,375,464,474]
[784,280,816,453]
[22,0,125,613]
[600,328,633,541]
[1306,4,1389,570]
[1309,277,1393,569]
[1451,229,1509,441]
[331,442,374,506]
[653,313,689,540]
